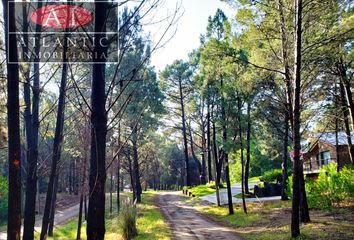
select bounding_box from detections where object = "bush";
[0,175,8,224]
[306,163,354,209]
[206,181,224,189]
[118,199,138,240]
[260,169,283,183]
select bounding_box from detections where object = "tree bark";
[339,81,354,165]
[220,78,234,215]
[179,78,190,186]
[87,2,108,239]
[117,123,121,212]
[212,120,221,206]
[3,0,22,238]
[132,125,142,203]
[207,104,213,182]
[77,147,88,239]
[40,35,68,240]
[110,173,113,214]
[22,2,42,238]
[128,149,136,201]
[291,0,303,237]
[245,99,251,195]
[299,163,310,223]
[76,193,84,240]
[281,114,289,200]
[48,176,59,236]
[339,61,354,133]
[84,195,87,221]
[189,124,203,184]
[237,96,247,214]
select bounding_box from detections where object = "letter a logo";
[44,8,61,27]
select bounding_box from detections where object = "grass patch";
[38,192,171,240]
[134,192,171,240]
[193,199,354,240]
[233,176,260,184]
[185,185,216,197]
[233,193,254,199]
[248,176,261,183]
[196,204,262,227]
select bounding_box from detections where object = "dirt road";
[0,203,80,240]
[155,192,242,240]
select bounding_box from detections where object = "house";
[302,132,353,176]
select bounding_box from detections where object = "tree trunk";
[132,125,142,203]
[4,0,22,238]
[84,195,87,221]
[339,81,354,165]
[335,112,340,172]
[281,114,289,200]
[212,121,221,206]
[245,99,251,195]
[189,124,203,184]
[179,78,190,186]
[207,104,213,182]
[76,193,84,240]
[339,62,354,133]
[237,96,247,214]
[291,0,303,237]
[110,173,113,214]
[48,176,59,236]
[87,2,108,239]
[77,148,88,239]
[40,35,68,240]
[220,77,234,215]
[128,149,136,201]
[22,2,42,238]
[299,164,310,223]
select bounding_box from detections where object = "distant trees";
[160,60,193,186]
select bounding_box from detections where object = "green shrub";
[260,169,283,183]
[118,199,138,240]
[206,181,224,189]
[0,175,8,224]
[306,163,354,209]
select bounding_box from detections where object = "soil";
[36,193,80,214]
[155,192,243,240]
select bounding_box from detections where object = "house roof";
[311,132,354,146]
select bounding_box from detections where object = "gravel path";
[155,192,243,240]
[0,203,80,240]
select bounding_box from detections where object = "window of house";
[322,151,330,165]
[316,151,330,167]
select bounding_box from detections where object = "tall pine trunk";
[237,96,247,214]
[212,120,221,206]
[77,146,88,239]
[23,2,42,238]
[132,125,142,203]
[281,114,289,200]
[207,104,213,182]
[48,176,59,236]
[87,2,108,239]
[220,78,233,215]
[279,0,291,202]
[40,36,69,240]
[4,0,22,238]
[245,99,251,194]
[291,0,303,237]
[179,78,190,186]
[340,81,354,165]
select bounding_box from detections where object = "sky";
[145,0,234,72]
